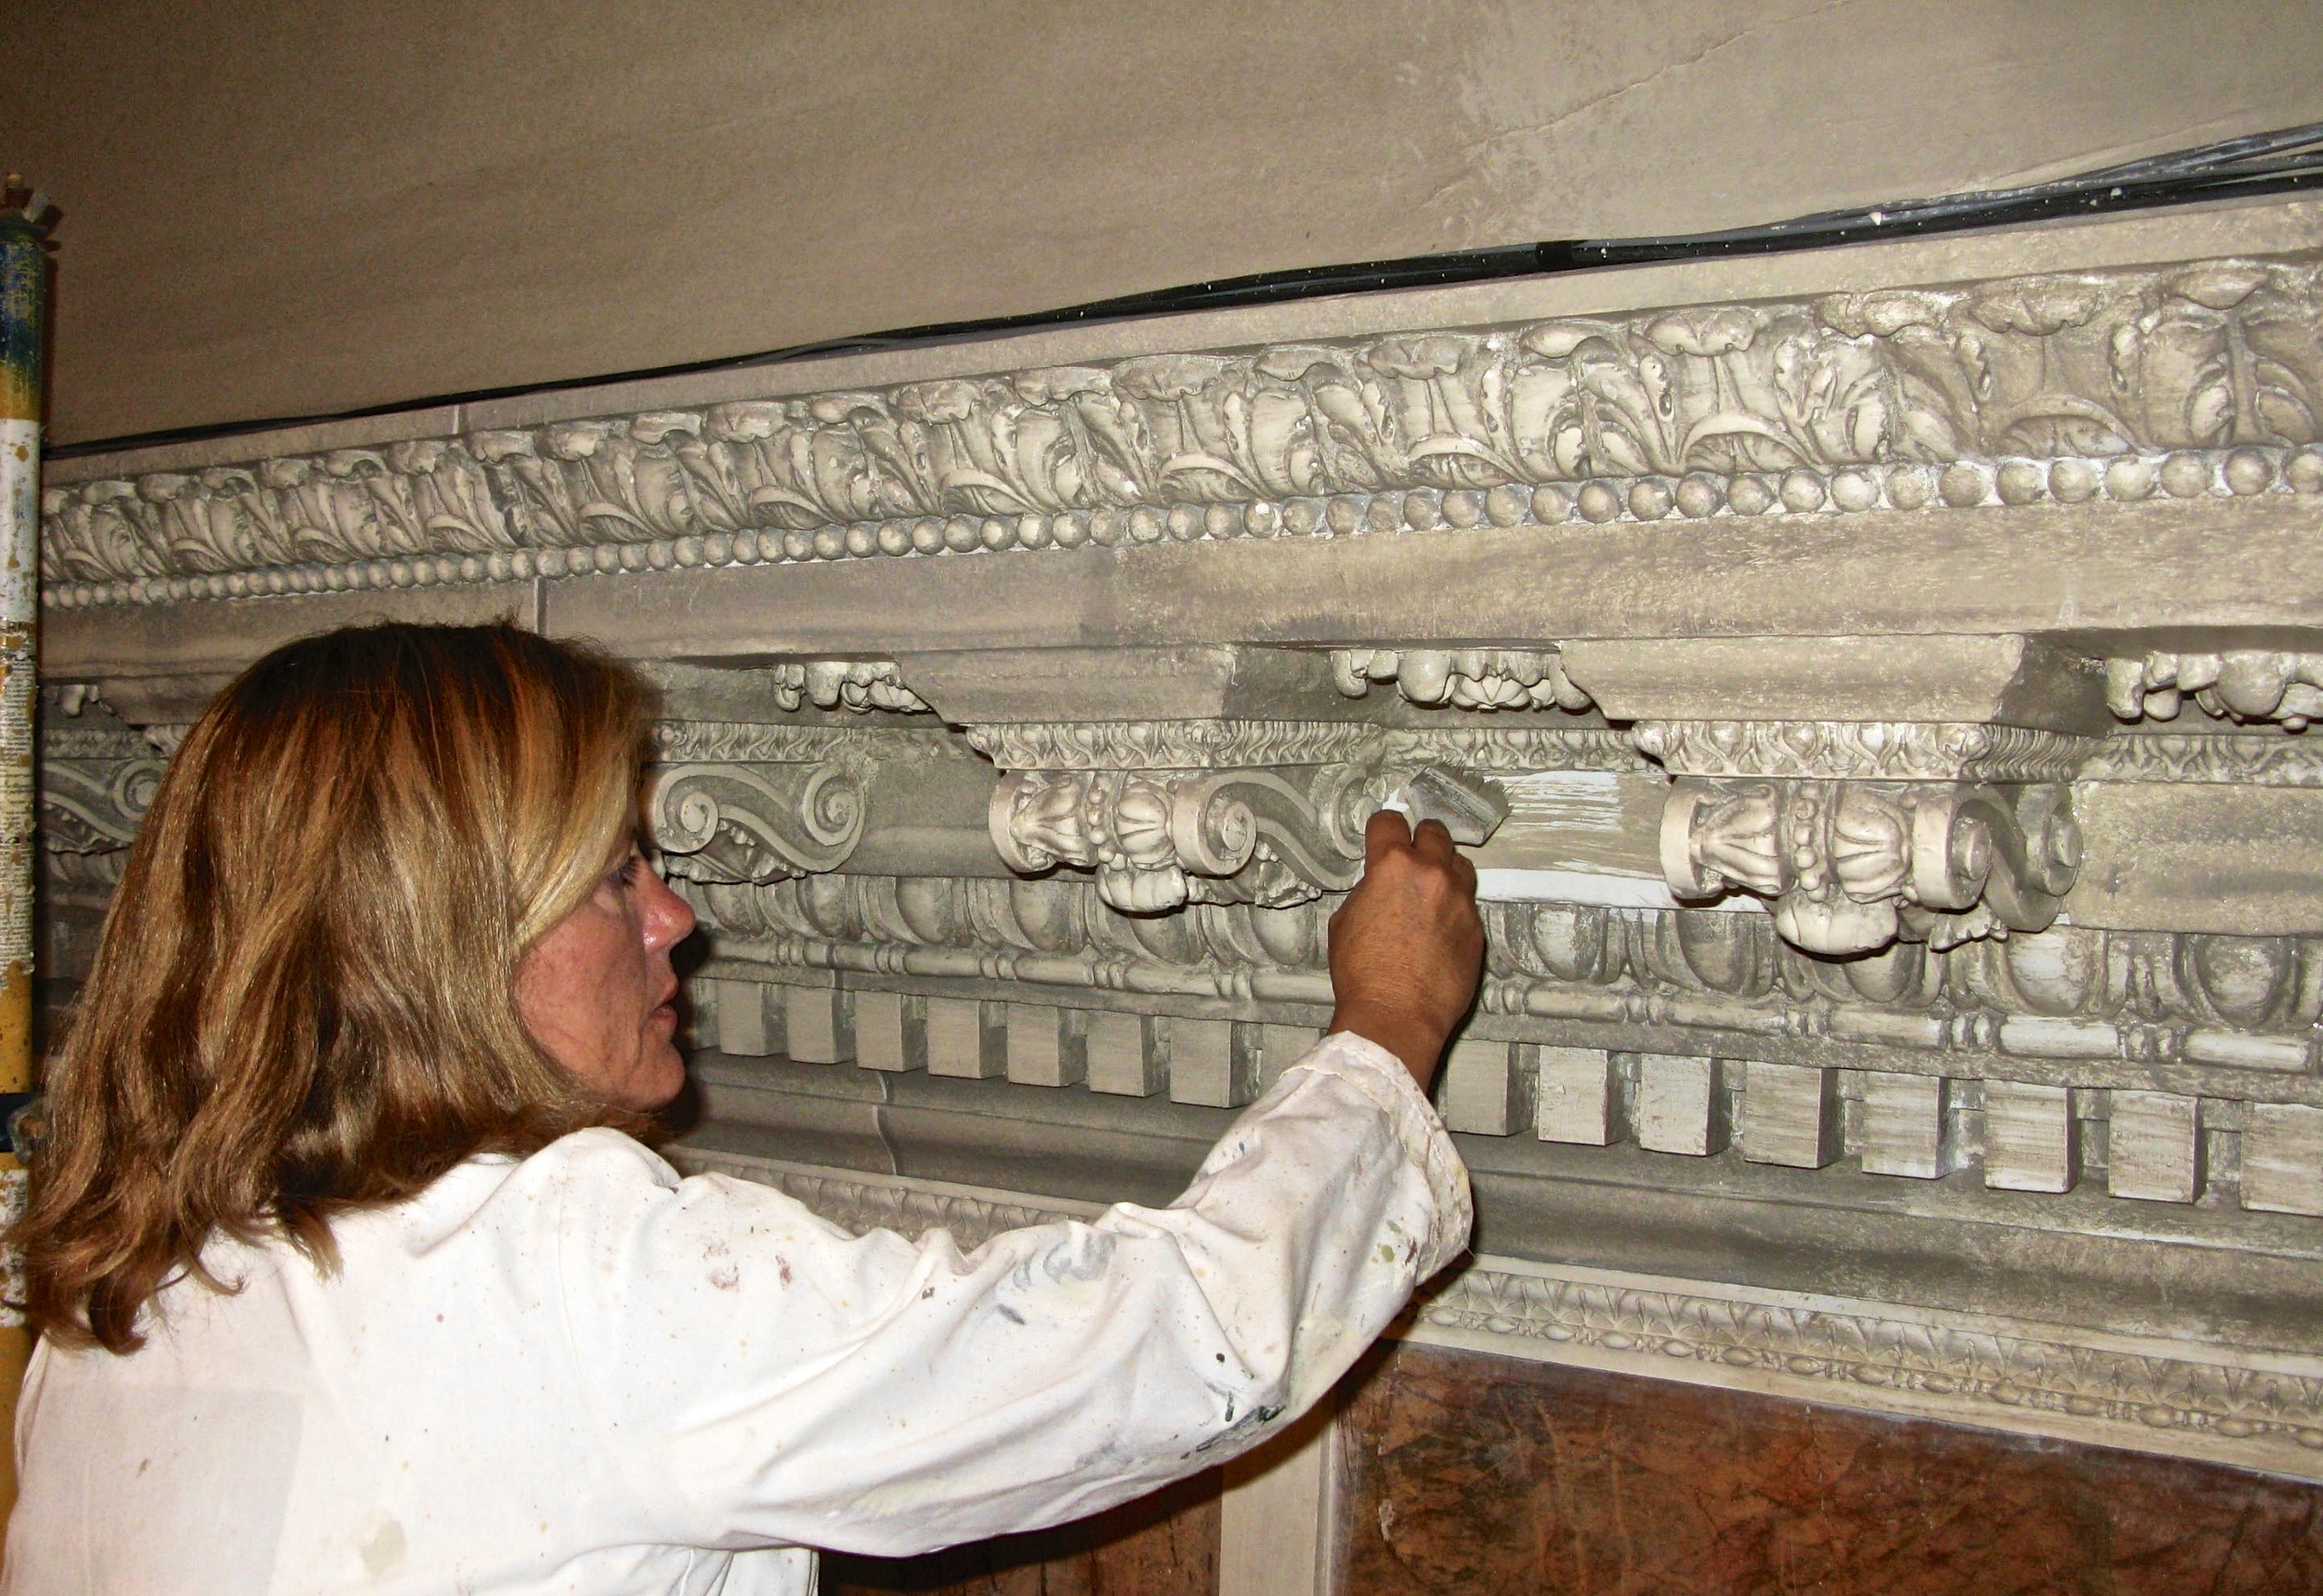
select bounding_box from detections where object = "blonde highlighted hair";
[17,621,656,1353]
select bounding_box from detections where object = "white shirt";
[7,1032,1468,1594]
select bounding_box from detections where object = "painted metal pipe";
[0,177,52,1525]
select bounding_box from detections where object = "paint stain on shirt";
[358,1511,406,1576]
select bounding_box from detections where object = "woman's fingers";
[1365,806,1414,857]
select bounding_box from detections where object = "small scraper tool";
[1385,766,1509,847]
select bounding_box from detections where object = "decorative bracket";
[989,765,1380,912]
[648,759,872,884]
[987,753,1510,912]
[1660,778,2081,955]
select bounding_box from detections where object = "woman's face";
[516,831,698,1111]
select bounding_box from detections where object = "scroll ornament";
[1660,778,2082,956]
[988,765,1385,912]
[37,757,167,854]
[648,759,871,884]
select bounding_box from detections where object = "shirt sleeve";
[547,1030,1471,1557]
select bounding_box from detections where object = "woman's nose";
[641,869,698,951]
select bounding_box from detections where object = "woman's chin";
[636,1047,688,1111]
[600,1032,688,1113]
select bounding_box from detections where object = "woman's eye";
[612,852,644,888]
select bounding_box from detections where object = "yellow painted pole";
[0,177,53,1530]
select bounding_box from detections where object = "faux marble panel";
[1338,1341,2323,1595]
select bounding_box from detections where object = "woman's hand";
[1326,809,1485,1091]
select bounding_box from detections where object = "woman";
[6,621,1482,1594]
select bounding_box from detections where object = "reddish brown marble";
[821,1467,1219,1595]
[1337,1342,2323,1595]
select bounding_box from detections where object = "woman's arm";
[550,813,1481,1556]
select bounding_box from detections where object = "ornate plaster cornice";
[646,716,2323,794]
[42,251,2323,609]
[664,1149,2323,1484]
[38,203,2323,1489]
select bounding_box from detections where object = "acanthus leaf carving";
[965,720,1382,772]
[1660,778,2082,956]
[985,753,1514,911]
[648,759,871,884]
[650,721,975,765]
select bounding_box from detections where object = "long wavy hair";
[16,621,656,1353]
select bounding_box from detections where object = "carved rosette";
[1660,778,2081,955]
[989,766,1375,912]
[648,759,871,884]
